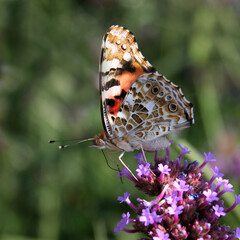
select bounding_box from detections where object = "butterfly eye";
[151,86,160,95]
[168,103,177,112]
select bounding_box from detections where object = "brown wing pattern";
[110,73,194,151]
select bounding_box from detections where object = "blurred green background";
[1,0,240,239]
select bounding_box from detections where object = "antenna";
[48,138,94,149]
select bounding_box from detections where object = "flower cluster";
[115,144,240,240]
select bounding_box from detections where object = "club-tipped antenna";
[48,138,94,149]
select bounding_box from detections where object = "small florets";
[115,144,239,239]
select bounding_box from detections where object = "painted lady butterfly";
[92,25,194,154]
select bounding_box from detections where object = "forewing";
[99,25,156,137]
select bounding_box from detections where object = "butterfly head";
[92,132,106,149]
[91,130,122,151]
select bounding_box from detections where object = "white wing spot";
[123,52,132,62]
[102,58,122,72]
[116,111,126,119]
[105,40,110,48]
[146,60,152,66]
[122,44,127,50]
[116,40,121,45]
[171,82,178,88]
[111,58,120,68]
[135,54,142,64]
[103,85,121,96]
[183,96,190,103]
[139,51,144,59]
[179,88,184,96]
[143,101,155,112]
[131,45,137,54]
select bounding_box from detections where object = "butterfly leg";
[104,150,124,183]
[105,149,124,171]
[104,150,122,172]
[118,152,138,182]
[140,145,148,163]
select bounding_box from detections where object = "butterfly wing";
[111,73,194,151]
[99,25,156,137]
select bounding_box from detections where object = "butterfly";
[92,25,194,155]
[49,25,194,176]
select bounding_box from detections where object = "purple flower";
[165,191,181,205]
[114,144,239,239]
[139,207,155,226]
[208,166,224,186]
[216,177,229,191]
[134,152,145,165]
[178,144,191,159]
[134,152,144,161]
[114,212,130,233]
[218,181,234,198]
[213,205,226,217]
[226,194,240,213]
[173,179,189,192]
[117,167,136,182]
[151,211,163,224]
[223,182,234,192]
[203,189,219,202]
[136,162,151,177]
[199,152,216,170]
[118,192,130,203]
[204,152,216,162]
[158,163,171,175]
[211,166,224,178]
[118,192,137,212]
[153,229,170,240]
[167,203,184,215]
[234,227,240,239]
[137,198,152,208]
[176,144,191,164]
[235,194,240,205]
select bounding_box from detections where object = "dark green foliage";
[0,0,240,239]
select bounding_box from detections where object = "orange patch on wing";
[116,63,145,92]
[109,63,145,117]
[109,99,121,116]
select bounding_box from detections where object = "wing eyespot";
[168,103,178,112]
[145,83,151,88]
[151,85,160,95]
[166,95,172,101]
